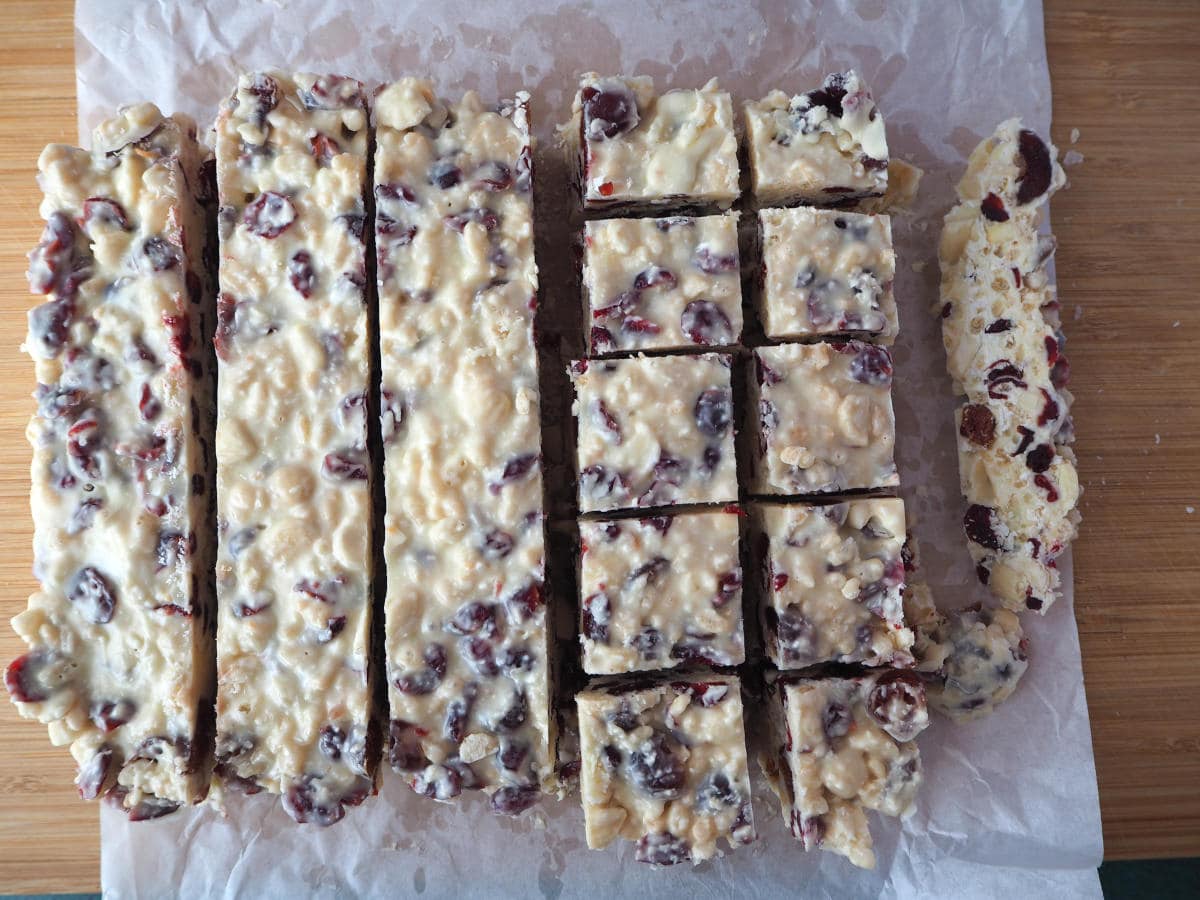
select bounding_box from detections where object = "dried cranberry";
[481,529,514,559]
[805,72,848,117]
[243,191,296,238]
[980,192,1009,222]
[155,529,191,571]
[633,266,676,291]
[1038,388,1060,427]
[984,318,1013,333]
[621,315,661,335]
[243,73,280,125]
[641,515,672,535]
[447,601,492,635]
[773,571,789,591]
[29,299,73,357]
[77,746,114,800]
[288,251,316,298]
[581,83,639,140]
[338,213,365,243]
[693,388,732,437]
[680,300,733,345]
[848,344,893,386]
[489,453,538,493]
[630,628,663,659]
[1016,129,1053,204]
[213,293,239,360]
[579,464,624,501]
[283,777,346,827]
[693,246,738,274]
[672,680,730,707]
[635,832,690,866]
[90,698,136,732]
[629,732,685,797]
[592,289,639,321]
[443,208,499,233]
[582,592,611,643]
[1026,443,1054,473]
[297,74,364,111]
[389,719,427,771]
[29,212,91,300]
[429,161,462,189]
[444,687,478,743]
[985,360,1027,399]
[1012,425,1036,456]
[868,670,927,741]
[81,197,131,233]
[497,691,527,731]
[322,451,368,480]
[593,399,622,443]
[963,504,1004,550]
[5,651,56,703]
[137,383,161,421]
[505,582,544,623]
[821,702,852,740]
[309,132,341,164]
[142,237,178,271]
[714,570,742,607]
[1034,473,1060,502]
[1051,355,1071,389]
[394,644,447,695]
[959,403,996,447]
[491,785,539,815]
[590,326,616,353]
[628,556,670,586]
[67,497,103,534]
[68,566,116,624]
[474,160,512,192]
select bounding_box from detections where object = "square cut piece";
[753,498,913,668]
[578,509,745,674]
[568,73,739,214]
[758,207,896,343]
[749,342,898,495]
[571,354,737,513]
[763,671,928,869]
[577,675,755,865]
[745,70,888,206]
[585,213,742,355]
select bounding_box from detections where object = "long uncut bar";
[7,105,216,818]
[212,72,376,825]
[375,80,553,814]
[937,120,1079,614]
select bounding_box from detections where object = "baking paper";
[74,0,1104,896]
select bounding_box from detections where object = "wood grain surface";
[0,0,1196,892]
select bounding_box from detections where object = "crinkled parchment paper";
[74,0,1102,896]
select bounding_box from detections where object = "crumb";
[1155,433,1161,445]
[1187,506,1195,515]
[1063,149,1085,166]
[1073,305,1083,321]
[1070,128,1081,144]
[1173,320,1181,328]
[911,260,927,274]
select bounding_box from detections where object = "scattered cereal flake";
[1155,433,1161,445]
[1070,127,1081,144]
[1063,149,1085,166]
[1187,506,1195,515]
[1074,304,1084,321]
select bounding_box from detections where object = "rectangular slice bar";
[566,73,739,215]
[374,79,554,815]
[748,342,898,495]
[938,120,1079,614]
[577,675,755,865]
[757,207,897,343]
[751,499,912,668]
[744,70,888,207]
[578,509,745,674]
[584,213,742,355]
[762,670,928,869]
[213,72,376,825]
[10,104,216,818]
[571,354,737,512]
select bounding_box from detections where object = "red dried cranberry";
[714,570,742,607]
[297,74,364,111]
[68,566,116,624]
[630,627,663,659]
[389,719,427,771]
[671,680,730,707]
[693,246,738,274]
[143,237,178,271]
[1051,355,1071,390]
[90,698,136,732]
[1016,129,1053,204]
[443,208,499,233]
[641,515,672,535]
[490,452,539,493]
[592,399,622,443]
[633,266,676,291]
[288,251,316,298]
[680,300,733,345]
[505,582,544,623]
[1034,473,1059,502]
[473,160,512,191]
[155,529,192,571]
[309,132,341,164]
[322,451,368,480]
[243,73,280,125]
[283,776,346,827]
[491,785,539,815]
[67,497,103,534]
[773,571,789,591]
[1026,443,1054,473]
[1012,425,1036,456]
[621,315,661,335]
[694,388,732,437]
[959,403,996,447]
[589,326,616,353]
[984,318,1013,333]
[29,299,73,357]
[868,670,927,741]
[428,161,463,189]
[81,197,131,233]
[582,592,611,643]
[821,702,852,740]
[579,464,624,501]
[213,293,239,360]
[629,732,685,797]
[497,691,527,731]
[448,601,492,635]
[137,383,161,421]
[243,191,296,238]
[481,529,514,559]
[635,831,690,866]
[581,83,639,140]
[77,746,114,800]
[628,556,670,585]
[963,504,1004,550]
[985,359,1027,399]
[29,212,91,300]
[5,651,56,703]
[980,192,1009,222]
[444,686,478,743]
[847,344,893,386]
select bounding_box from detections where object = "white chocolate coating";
[212,72,375,825]
[758,207,897,343]
[11,103,216,818]
[763,672,927,869]
[571,354,738,512]
[745,71,888,206]
[748,342,898,495]
[938,119,1079,614]
[577,675,755,864]
[566,74,740,213]
[375,80,553,815]
[753,499,913,668]
[584,214,742,354]
[578,510,745,674]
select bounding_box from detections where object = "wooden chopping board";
[0,0,1197,892]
